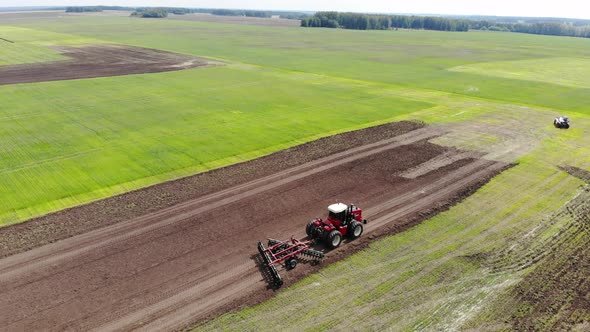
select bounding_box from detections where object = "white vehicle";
[554,116,570,129]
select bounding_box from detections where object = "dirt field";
[0,122,510,331]
[0,44,215,85]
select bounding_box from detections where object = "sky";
[2,0,590,20]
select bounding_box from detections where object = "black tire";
[275,278,283,287]
[564,123,570,129]
[348,221,363,239]
[326,230,342,249]
[306,220,317,237]
[286,257,298,270]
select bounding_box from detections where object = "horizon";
[1,1,589,20]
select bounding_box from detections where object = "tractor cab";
[327,203,347,226]
[326,203,363,227]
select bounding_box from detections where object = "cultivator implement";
[257,237,324,287]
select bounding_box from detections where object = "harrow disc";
[258,241,283,287]
[301,248,324,260]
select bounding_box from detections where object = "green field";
[2,12,590,330]
[449,57,590,89]
[0,26,102,65]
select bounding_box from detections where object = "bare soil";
[0,44,215,85]
[0,122,510,331]
[560,165,590,183]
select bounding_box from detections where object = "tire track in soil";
[398,150,483,179]
[0,125,509,331]
[504,188,590,331]
[366,158,497,219]
[485,164,590,274]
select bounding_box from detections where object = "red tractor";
[306,203,367,249]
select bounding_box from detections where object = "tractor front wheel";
[327,230,342,249]
[348,221,363,239]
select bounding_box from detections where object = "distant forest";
[302,12,469,31]
[66,6,126,12]
[303,11,590,38]
[471,18,590,38]
[64,6,308,20]
[130,8,168,18]
[62,6,590,38]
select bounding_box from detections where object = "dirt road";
[0,123,509,331]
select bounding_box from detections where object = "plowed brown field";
[0,44,214,85]
[0,122,510,331]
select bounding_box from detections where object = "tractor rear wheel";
[306,220,317,237]
[327,230,342,249]
[348,221,363,239]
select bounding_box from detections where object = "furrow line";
[365,159,497,217]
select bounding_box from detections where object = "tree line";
[302,12,469,32]
[65,6,104,12]
[210,9,271,18]
[64,6,308,20]
[66,6,590,38]
[201,9,308,19]
[302,11,590,38]
[471,20,590,38]
[130,8,168,18]
[66,6,138,12]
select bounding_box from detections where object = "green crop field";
[0,26,102,65]
[2,12,590,330]
[449,57,590,89]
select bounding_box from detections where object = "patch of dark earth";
[0,44,218,85]
[560,165,590,183]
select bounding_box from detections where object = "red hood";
[325,217,340,226]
